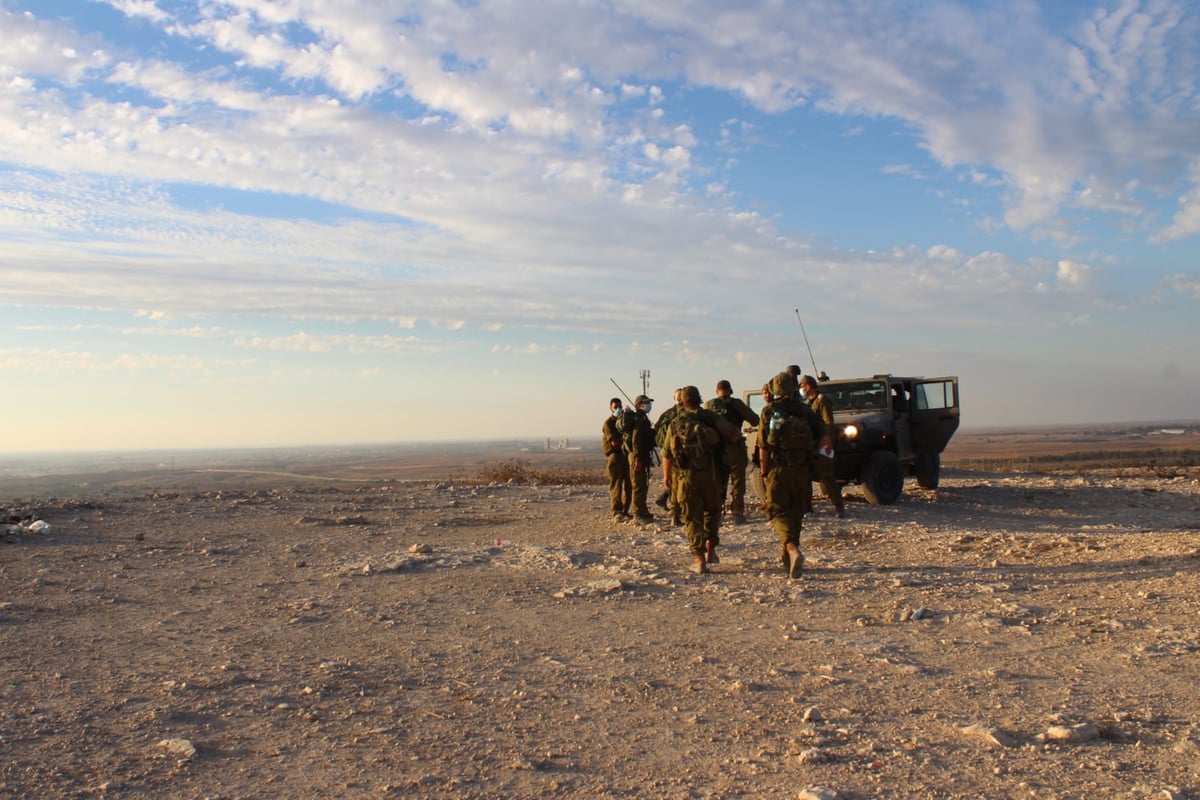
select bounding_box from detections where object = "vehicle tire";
[861,451,904,505]
[915,453,940,489]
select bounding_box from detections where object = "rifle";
[609,378,636,408]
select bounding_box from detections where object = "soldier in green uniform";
[602,397,632,520]
[757,371,825,579]
[705,379,760,524]
[626,394,657,521]
[653,388,684,526]
[663,386,738,574]
[799,374,845,518]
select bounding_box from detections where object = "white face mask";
[612,407,622,417]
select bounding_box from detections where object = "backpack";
[669,410,720,470]
[766,405,814,454]
[654,407,677,451]
[616,410,636,453]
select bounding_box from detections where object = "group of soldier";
[602,367,845,578]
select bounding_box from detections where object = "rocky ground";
[3,467,1200,799]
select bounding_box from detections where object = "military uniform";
[664,387,738,573]
[705,390,759,523]
[807,389,845,517]
[653,394,683,525]
[626,395,657,519]
[602,404,632,518]
[757,372,824,578]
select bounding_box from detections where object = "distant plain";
[2,421,1197,498]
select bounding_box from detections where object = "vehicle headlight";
[841,424,859,439]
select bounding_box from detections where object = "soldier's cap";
[634,394,653,405]
[786,364,802,376]
[771,370,798,398]
[716,379,732,392]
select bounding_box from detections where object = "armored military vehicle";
[744,374,959,505]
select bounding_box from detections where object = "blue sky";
[1,0,1198,451]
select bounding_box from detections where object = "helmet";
[769,371,797,399]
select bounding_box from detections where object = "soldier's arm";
[808,405,826,442]
[734,398,760,427]
[757,407,772,474]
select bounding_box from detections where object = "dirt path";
[3,470,1199,799]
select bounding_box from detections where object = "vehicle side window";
[914,381,954,410]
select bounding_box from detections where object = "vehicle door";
[909,377,960,454]
[890,380,913,459]
[741,390,769,501]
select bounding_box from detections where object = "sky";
[1,0,1198,452]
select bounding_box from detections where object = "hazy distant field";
[1,421,1197,499]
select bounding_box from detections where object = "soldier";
[625,394,657,521]
[602,397,632,520]
[663,386,738,574]
[705,380,759,524]
[800,374,845,518]
[653,388,684,526]
[758,371,825,579]
[786,364,804,398]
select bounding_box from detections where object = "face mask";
[640,403,652,414]
[612,407,622,417]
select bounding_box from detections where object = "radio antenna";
[794,309,819,377]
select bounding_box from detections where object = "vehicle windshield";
[746,393,769,417]
[823,381,889,412]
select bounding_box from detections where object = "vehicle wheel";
[861,451,903,505]
[915,453,941,489]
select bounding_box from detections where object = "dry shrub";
[477,459,604,486]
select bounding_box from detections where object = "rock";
[796,747,830,764]
[960,722,1019,747]
[408,543,432,553]
[157,738,197,760]
[797,786,840,800]
[1170,736,1200,755]
[802,706,823,722]
[1041,723,1099,743]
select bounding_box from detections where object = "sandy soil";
[3,467,1200,799]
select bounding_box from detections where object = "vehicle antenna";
[794,309,820,377]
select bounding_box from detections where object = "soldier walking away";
[706,380,759,524]
[653,388,684,526]
[602,397,632,520]
[663,386,738,574]
[758,371,825,579]
[625,394,657,521]
[799,375,845,518]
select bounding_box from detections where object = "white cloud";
[104,1,169,24]
[0,2,1195,389]
[0,8,110,83]
[1056,259,1095,290]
